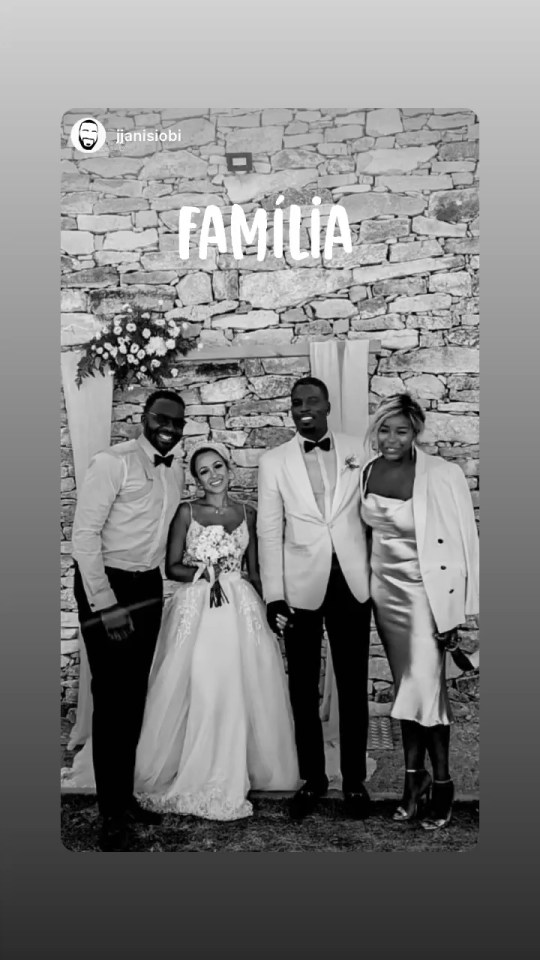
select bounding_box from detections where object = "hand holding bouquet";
[191,526,238,607]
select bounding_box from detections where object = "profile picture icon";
[70,117,107,153]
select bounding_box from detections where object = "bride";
[63,441,299,821]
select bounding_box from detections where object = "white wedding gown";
[62,518,300,820]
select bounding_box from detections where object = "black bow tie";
[154,454,174,468]
[304,437,331,453]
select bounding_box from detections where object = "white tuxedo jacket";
[257,433,371,610]
[363,446,479,632]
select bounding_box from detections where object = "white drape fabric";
[61,353,113,748]
[309,340,375,783]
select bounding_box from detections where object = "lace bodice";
[182,517,249,574]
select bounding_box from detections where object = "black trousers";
[283,557,372,793]
[73,563,163,818]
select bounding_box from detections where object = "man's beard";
[79,136,97,149]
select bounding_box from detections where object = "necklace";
[204,498,230,515]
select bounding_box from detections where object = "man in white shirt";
[72,389,186,850]
[257,377,372,820]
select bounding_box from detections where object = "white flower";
[168,321,180,337]
[96,347,103,354]
[102,351,109,360]
[147,336,167,357]
[141,312,150,319]
[126,322,136,333]
[140,365,147,372]
[119,344,128,354]
[113,326,122,335]
[91,344,97,352]
[104,342,114,351]
[108,346,118,358]
[150,359,161,368]
[342,454,361,474]
[170,368,178,377]
[142,328,151,338]
[137,350,146,360]
[130,343,139,354]
[165,338,176,350]
[155,318,166,327]
[127,355,135,364]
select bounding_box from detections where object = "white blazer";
[362,446,479,633]
[257,433,371,610]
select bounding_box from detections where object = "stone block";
[61,290,87,312]
[376,175,453,192]
[352,255,463,285]
[341,193,426,223]
[428,188,479,223]
[224,169,317,204]
[324,125,366,141]
[249,375,296,399]
[393,293,452,312]
[312,299,356,319]
[61,231,94,255]
[439,142,479,162]
[231,448,264,467]
[412,216,467,237]
[103,229,158,251]
[177,272,213,305]
[210,430,248,447]
[240,268,351,310]
[423,413,479,444]
[91,179,144,197]
[380,346,479,375]
[272,148,320,170]
[365,109,403,137]
[404,374,446,399]
[370,375,406,396]
[61,313,102,346]
[428,272,472,297]
[360,218,410,242]
[351,328,418,350]
[77,215,132,233]
[250,426,295,448]
[226,126,284,155]
[61,192,95,215]
[389,239,443,262]
[427,112,475,129]
[212,310,278,330]
[141,151,208,180]
[356,146,437,175]
[199,377,249,403]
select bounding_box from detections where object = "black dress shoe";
[127,798,163,826]
[98,815,130,852]
[289,778,329,821]
[343,787,371,820]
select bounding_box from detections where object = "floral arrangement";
[75,302,200,389]
[191,525,239,608]
[342,454,361,473]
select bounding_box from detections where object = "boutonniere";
[342,454,361,475]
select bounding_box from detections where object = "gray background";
[1,0,538,956]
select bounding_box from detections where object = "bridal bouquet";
[191,526,238,608]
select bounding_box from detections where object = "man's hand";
[100,604,135,642]
[266,599,292,636]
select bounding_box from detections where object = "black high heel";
[392,769,432,822]
[421,778,454,831]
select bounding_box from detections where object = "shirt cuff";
[86,586,118,612]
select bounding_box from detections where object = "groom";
[257,377,372,820]
[71,389,186,850]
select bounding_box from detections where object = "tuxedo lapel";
[412,445,428,555]
[284,438,323,518]
[330,433,345,517]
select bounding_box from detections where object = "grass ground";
[61,794,478,853]
[61,704,478,853]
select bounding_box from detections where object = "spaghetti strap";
[242,502,247,522]
[189,500,193,521]
[362,459,376,495]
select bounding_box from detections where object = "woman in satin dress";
[360,394,479,830]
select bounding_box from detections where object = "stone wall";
[61,107,479,720]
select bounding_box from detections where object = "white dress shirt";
[297,431,337,519]
[72,434,184,612]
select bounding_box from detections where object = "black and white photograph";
[60,106,480,853]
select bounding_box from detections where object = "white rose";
[142,328,151,338]
[127,355,135,364]
[150,359,161,368]
[137,350,146,360]
[102,351,109,360]
[126,322,136,332]
[130,343,139,354]
[140,365,147,372]
[96,347,103,354]
[170,368,178,377]
[166,339,176,350]
[113,326,122,335]
[119,344,128,354]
